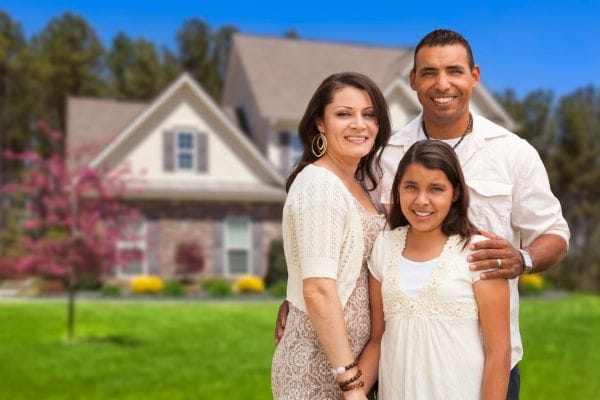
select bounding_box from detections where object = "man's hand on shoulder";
[468,230,524,279]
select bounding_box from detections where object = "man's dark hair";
[412,29,475,72]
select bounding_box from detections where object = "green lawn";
[0,294,598,399]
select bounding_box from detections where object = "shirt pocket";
[466,180,513,237]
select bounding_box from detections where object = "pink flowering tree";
[1,122,142,341]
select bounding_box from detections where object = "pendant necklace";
[422,113,473,150]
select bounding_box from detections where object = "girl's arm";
[304,277,368,400]
[473,278,511,400]
[357,273,385,393]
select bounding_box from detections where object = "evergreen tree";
[0,10,33,233]
[552,86,600,290]
[29,12,105,147]
[107,32,163,100]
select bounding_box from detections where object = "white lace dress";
[369,227,489,400]
[271,202,385,400]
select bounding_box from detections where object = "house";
[66,34,515,281]
[222,34,515,175]
[67,75,285,280]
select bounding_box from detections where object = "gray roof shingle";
[230,34,413,119]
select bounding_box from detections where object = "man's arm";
[273,300,289,345]
[468,231,568,279]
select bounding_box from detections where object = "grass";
[0,294,598,399]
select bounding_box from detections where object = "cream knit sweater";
[283,164,365,313]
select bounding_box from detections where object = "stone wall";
[127,199,283,279]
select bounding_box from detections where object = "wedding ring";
[497,258,502,267]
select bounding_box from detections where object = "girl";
[363,140,510,399]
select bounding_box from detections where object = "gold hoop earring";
[311,132,327,158]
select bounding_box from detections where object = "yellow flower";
[234,275,265,293]
[519,274,544,293]
[130,275,164,294]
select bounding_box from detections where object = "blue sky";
[2,0,598,98]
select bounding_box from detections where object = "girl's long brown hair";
[388,140,479,245]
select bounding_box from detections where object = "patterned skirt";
[271,266,371,400]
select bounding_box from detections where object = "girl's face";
[316,86,379,163]
[398,162,456,235]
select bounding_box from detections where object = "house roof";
[67,97,147,169]
[66,74,285,201]
[228,34,413,121]
[226,34,516,130]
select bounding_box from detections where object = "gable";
[90,74,285,202]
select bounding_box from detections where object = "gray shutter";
[213,220,224,276]
[197,132,208,173]
[252,220,263,277]
[163,130,175,171]
[146,220,161,275]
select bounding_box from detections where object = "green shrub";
[268,281,287,297]
[75,275,103,291]
[265,238,287,286]
[100,284,121,296]
[201,278,233,297]
[162,280,185,296]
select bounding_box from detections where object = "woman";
[364,140,511,399]
[271,72,391,399]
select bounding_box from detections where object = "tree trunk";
[67,275,76,341]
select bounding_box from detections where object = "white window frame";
[223,217,252,277]
[175,130,196,171]
[280,131,302,174]
[116,221,148,278]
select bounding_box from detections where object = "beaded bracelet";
[338,368,362,388]
[331,360,359,377]
[340,380,365,392]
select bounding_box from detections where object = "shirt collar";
[387,111,508,147]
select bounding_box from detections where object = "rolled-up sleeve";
[511,146,570,248]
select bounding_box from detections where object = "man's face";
[410,44,480,126]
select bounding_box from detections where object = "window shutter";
[163,130,175,171]
[196,132,208,173]
[146,220,161,275]
[252,220,262,276]
[213,220,224,276]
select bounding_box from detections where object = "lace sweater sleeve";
[284,171,348,279]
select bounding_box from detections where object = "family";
[270,29,570,400]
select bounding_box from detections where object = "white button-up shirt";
[373,113,570,368]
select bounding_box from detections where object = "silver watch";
[518,249,533,274]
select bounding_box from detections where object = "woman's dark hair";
[285,72,391,192]
[388,140,479,245]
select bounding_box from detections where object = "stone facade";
[129,200,283,279]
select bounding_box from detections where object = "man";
[275,29,570,399]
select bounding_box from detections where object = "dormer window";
[163,128,208,173]
[176,131,195,170]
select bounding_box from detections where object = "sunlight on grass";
[0,295,598,399]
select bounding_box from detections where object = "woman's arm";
[473,278,511,400]
[357,273,385,394]
[304,277,368,400]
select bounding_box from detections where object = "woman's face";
[398,162,456,235]
[316,86,379,163]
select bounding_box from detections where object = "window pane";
[178,153,193,169]
[177,132,193,149]
[228,250,248,274]
[226,219,249,247]
[118,247,145,275]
